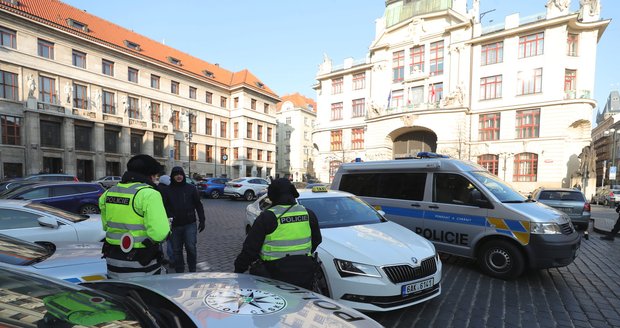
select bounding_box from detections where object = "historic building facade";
[275,93,317,181]
[313,0,608,194]
[0,0,277,181]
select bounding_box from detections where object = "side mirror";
[471,190,494,209]
[38,217,59,229]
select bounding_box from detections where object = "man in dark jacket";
[234,178,322,289]
[167,166,206,272]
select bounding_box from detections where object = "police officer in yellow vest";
[100,154,170,279]
[234,178,321,289]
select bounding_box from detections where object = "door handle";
[410,203,421,207]
[428,205,439,209]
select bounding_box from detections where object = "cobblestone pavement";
[196,199,620,328]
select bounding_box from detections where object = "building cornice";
[315,63,373,80]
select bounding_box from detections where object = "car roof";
[537,188,582,192]
[338,157,486,173]
[296,188,354,199]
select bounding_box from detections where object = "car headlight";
[333,259,381,278]
[530,222,563,234]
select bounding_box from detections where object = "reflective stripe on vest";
[103,183,151,248]
[260,204,312,261]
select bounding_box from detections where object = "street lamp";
[499,152,514,181]
[605,128,618,186]
[183,109,197,179]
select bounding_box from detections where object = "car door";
[249,179,269,194]
[15,187,50,201]
[0,208,78,242]
[44,185,81,212]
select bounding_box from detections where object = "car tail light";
[583,202,591,212]
[232,184,242,188]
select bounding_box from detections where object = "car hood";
[97,273,381,328]
[32,242,103,269]
[73,216,106,241]
[502,202,570,224]
[319,221,435,265]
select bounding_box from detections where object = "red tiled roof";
[277,93,316,112]
[0,0,278,98]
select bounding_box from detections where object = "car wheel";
[477,239,524,280]
[80,204,100,214]
[312,268,330,297]
[244,190,255,201]
[210,190,221,199]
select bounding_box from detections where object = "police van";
[330,152,581,279]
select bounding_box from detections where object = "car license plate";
[401,278,434,296]
[557,207,572,214]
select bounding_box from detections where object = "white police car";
[246,186,442,312]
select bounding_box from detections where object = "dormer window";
[167,56,181,66]
[67,19,88,32]
[1,0,19,6]
[124,40,141,51]
[255,82,265,89]
[203,70,215,78]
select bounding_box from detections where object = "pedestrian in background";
[601,203,620,241]
[157,174,175,266]
[234,178,321,289]
[167,166,206,272]
[99,154,170,278]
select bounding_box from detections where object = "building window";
[233,97,239,108]
[410,45,424,73]
[190,143,197,161]
[429,83,443,103]
[351,128,364,149]
[429,41,444,75]
[174,140,181,160]
[247,122,253,139]
[234,147,239,160]
[154,136,164,157]
[564,69,577,99]
[220,147,227,164]
[205,118,213,135]
[40,120,61,148]
[220,96,227,108]
[171,81,179,94]
[567,33,578,56]
[205,145,213,162]
[331,102,343,120]
[332,77,343,94]
[68,19,88,31]
[74,125,92,151]
[267,127,272,142]
[102,59,114,76]
[515,109,540,139]
[128,67,138,83]
[130,134,142,154]
[37,39,54,59]
[38,76,57,104]
[151,75,160,89]
[102,91,115,114]
[352,73,365,90]
[257,125,263,140]
[189,114,196,133]
[267,151,272,162]
[220,121,227,138]
[352,98,365,117]
[264,103,270,113]
[285,131,291,139]
[517,68,543,95]
[247,148,253,160]
[285,145,290,153]
[0,70,18,101]
[251,99,257,110]
[256,149,262,161]
[477,154,499,176]
[391,89,404,108]
[479,113,500,141]
[151,102,161,123]
[514,153,538,182]
[392,50,405,82]
[519,32,544,58]
[481,42,503,65]
[480,75,502,100]
[1,115,20,145]
[127,96,140,119]
[234,122,239,138]
[104,129,119,153]
[72,50,86,68]
[409,86,424,105]
[285,117,291,125]
[173,111,180,130]
[206,91,212,104]
[73,84,88,109]
[189,86,197,99]
[0,27,16,48]
[330,130,342,151]
[124,40,141,51]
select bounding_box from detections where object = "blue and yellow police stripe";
[486,217,530,245]
[63,275,107,284]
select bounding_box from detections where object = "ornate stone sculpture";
[27,74,36,98]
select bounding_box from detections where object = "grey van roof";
[338,158,487,172]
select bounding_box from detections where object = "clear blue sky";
[63,0,618,113]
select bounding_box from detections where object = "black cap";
[126,154,162,176]
[267,178,299,202]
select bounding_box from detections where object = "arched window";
[477,154,499,175]
[513,153,538,182]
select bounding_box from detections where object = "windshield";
[0,234,49,265]
[470,171,527,203]
[0,182,39,198]
[298,196,385,228]
[25,202,90,222]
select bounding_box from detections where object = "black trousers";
[610,215,620,236]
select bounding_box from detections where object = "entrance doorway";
[3,163,23,179]
[106,161,121,176]
[393,131,437,158]
[77,159,94,181]
[42,157,63,173]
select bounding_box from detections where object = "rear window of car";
[539,191,584,201]
[231,178,247,183]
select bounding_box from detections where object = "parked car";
[531,188,591,230]
[246,187,442,312]
[0,179,40,195]
[0,233,106,282]
[591,186,610,205]
[0,266,382,328]
[0,200,105,243]
[197,177,231,199]
[0,182,104,214]
[93,175,121,188]
[24,173,79,182]
[606,188,620,207]
[224,177,270,201]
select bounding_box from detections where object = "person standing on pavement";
[234,178,322,289]
[99,154,170,279]
[157,174,175,265]
[601,203,620,240]
[168,166,206,272]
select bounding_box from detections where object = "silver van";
[331,154,581,279]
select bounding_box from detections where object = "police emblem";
[204,289,287,315]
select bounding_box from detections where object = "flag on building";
[429,84,436,103]
[387,91,392,108]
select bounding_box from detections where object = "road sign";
[610,166,617,180]
[222,154,228,161]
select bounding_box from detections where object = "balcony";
[367,102,440,119]
[564,90,592,100]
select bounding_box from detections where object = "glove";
[198,221,205,233]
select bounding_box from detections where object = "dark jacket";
[165,167,205,227]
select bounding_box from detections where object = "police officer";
[234,178,321,289]
[99,154,170,278]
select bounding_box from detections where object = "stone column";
[24,111,41,175]
[121,126,131,168]
[63,117,75,175]
[93,122,106,179]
